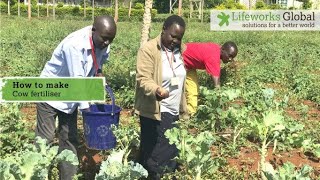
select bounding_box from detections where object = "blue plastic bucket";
[82,86,121,150]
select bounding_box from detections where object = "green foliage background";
[0,3,157,21]
[1,15,320,105]
[0,14,320,179]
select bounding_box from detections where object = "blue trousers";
[35,103,79,180]
[139,112,179,179]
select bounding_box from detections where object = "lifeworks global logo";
[211,10,320,31]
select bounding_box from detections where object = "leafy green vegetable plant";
[301,139,320,158]
[196,87,241,132]
[111,121,140,165]
[263,162,313,180]
[165,127,216,180]
[0,103,34,156]
[96,121,147,180]
[248,110,286,179]
[95,150,148,180]
[0,136,78,180]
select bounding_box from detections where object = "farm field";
[1,15,320,179]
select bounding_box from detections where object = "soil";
[77,145,103,179]
[302,100,320,120]
[20,103,37,125]
[226,147,320,179]
[286,100,320,121]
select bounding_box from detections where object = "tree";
[115,0,119,22]
[140,0,153,47]
[47,0,49,17]
[128,0,132,18]
[84,0,86,17]
[18,0,20,16]
[302,0,312,9]
[37,0,40,17]
[92,0,95,20]
[154,0,169,13]
[28,0,31,20]
[295,0,312,9]
[7,0,10,15]
[204,0,223,8]
[178,0,182,16]
[53,0,55,19]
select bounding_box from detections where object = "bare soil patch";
[286,100,320,121]
[20,104,37,123]
[226,147,320,178]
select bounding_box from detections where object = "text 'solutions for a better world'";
[233,11,316,28]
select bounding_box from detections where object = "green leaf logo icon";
[217,12,230,27]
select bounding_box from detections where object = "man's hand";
[96,69,103,77]
[156,87,169,100]
[213,76,221,89]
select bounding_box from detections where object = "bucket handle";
[105,85,116,116]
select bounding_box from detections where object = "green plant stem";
[123,149,131,166]
[260,128,269,180]
[195,165,202,180]
[233,127,243,147]
[181,130,186,161]
[260,139,267,180]
[273,139,277,154]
